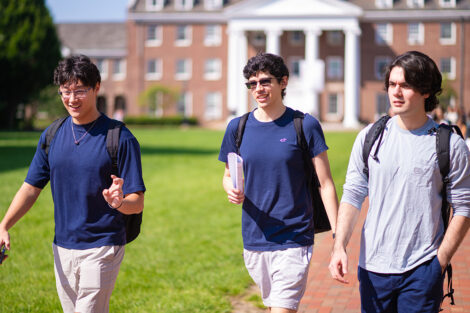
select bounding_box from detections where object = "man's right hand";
[0,228,10,265]
[328,248,349,284]
[227,188,245,204]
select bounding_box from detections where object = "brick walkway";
[298,204,470,313]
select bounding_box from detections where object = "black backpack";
[362,115,464,307]
[41,117,142,244]
[236,110,331,235]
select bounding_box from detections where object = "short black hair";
[54,54,101,88]
[384,51,442,112]
[243,53,289,98]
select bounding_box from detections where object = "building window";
[289,57,302,78]
[375,56,392,80]
[205,92,222,120]
[175,59,192,80]
[146,25,162,46]
[289,31,304,46]
[204,0,223,10]
[439,0,456,8]
[96,59,108,80]
[251,31,265,47]
[146,0,164,11]
[440,57,456,80]
[175,25,192,47]
[407,0,424,8]
[408,23,424,45]
[149,92,164,117]
[204,25,221,46]
[177,92,192,117]
[327,93,339,115]
[112,59,126,81]
[375,0,393,8]
[375,23,393,45]
[376,93,390,118]
[440,22,456,45]
[204,58,222,80]
[175,0,193,10]
[327,31,343,46]
[145,59,162,80]
[327,57,343,80]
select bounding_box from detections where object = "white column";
[343,28,361,128]
[303,29,322,117]
[227,28,248,118]
[265,29,283,55]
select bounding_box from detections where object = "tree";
[138,85,180,117]
[0,0,61,129]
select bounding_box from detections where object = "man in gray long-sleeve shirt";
[329,51,470,313]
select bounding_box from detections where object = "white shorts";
[243,245,313,311]
[52,243,125,313]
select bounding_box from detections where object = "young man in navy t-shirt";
[0,55,145,313]
[219,53,338,312]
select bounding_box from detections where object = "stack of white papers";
[227,152,244,192]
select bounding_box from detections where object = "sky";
[45,0,130,23]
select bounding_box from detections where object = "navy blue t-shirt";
[218,107,328,251]
[25,114,146,249]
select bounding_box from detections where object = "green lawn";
[0,127,357,313]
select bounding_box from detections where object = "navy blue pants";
[358,256,444,313]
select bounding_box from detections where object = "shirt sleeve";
[218,117,240,163]
[24,131,50,189]
[118,128,146,195]
[302,114,328,157]
[447,134,470,218]
[341,126,370,210]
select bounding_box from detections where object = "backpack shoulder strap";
[41,117,68,156]
[106,119,124,175]
[293,110,308,152]
[235,112,250,155]
[362,115,391,178]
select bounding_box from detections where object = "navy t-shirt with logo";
[219,107,328,251]
[25,114,146,249]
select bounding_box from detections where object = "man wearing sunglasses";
[0,55,145,313]
[219,53,338,313]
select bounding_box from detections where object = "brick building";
[57,0,470,127]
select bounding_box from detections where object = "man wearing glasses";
[219,53,338,313]
[0,55,145,313]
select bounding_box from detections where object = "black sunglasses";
[245,78,274,90]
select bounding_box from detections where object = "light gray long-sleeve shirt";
[342,116,470,274]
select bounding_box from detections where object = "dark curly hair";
[384,51,442,112]
[54,54,101,88]
[243,53,289,98]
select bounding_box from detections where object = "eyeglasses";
[58,87,92,99]
[245,78,274,90]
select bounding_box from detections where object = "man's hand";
[102,175,124,209]
[0,228,10,265]
[329,248,350,284]
[227,188,245,204]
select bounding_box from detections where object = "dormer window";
[205,0,223,10]
[146,0,164,11]
[440,0,456,8]
[375,0,393,8]
[407,0,424,8]
[175,0,193,11]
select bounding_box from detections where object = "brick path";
[298,204,470,313]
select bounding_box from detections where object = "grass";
[0,127,357,313]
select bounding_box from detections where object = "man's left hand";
[103,175,124,209]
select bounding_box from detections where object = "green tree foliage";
[0,0,61,129]
[138,84,180,116]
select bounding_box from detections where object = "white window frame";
[96,59,108,81]
[204,58,222,81]
[204,0,223,10]
[175,0,193,11]
[407,0,425,8]
[204,24,222,46]
[112,59,126,81]
[146,0,164,11]
[440,57,456,80]
[375,23,393,45]
[440,22,456,45]
[326,31,343,46]
[326,92,343,121]
[374,56,392,80]
[375,0,393,8]
[326,56,343,80]
[175,25,192,47]
[145,58,162,81]
[177,91,193,117]
[175,59,192,80]
[440,0,456,8]
[289,31,304,46]
[205,92,222,120]
[146,25,162,47]
[289,57,302,79]
[407,22,424,45]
